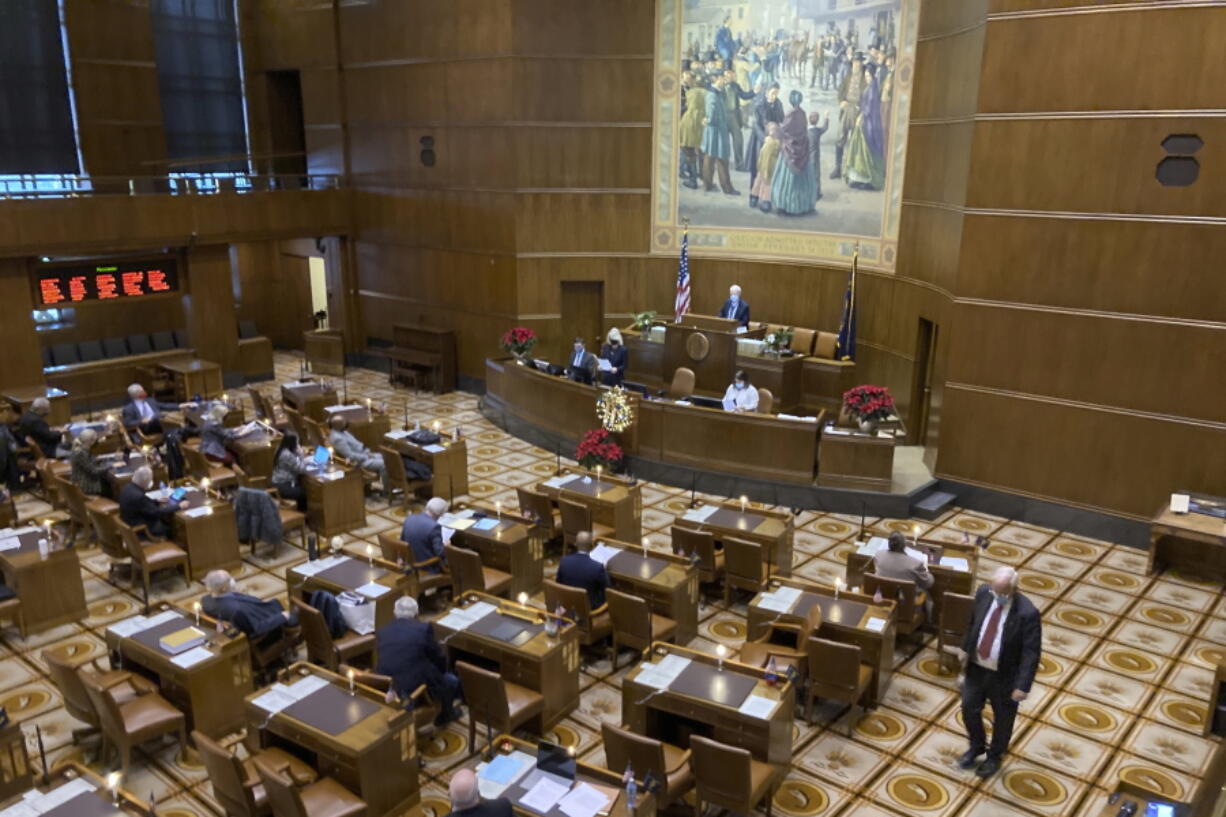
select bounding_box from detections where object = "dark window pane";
[0,0,78,174]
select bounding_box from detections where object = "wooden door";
[559,281,604,360]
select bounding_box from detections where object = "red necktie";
[977,603,1003,661]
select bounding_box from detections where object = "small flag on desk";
[835,245,858,361]
[674,227,691,322]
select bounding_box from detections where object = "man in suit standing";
[957,566,1042,778]
[375,596,461,724]
[17,398,64,459]
[401,496,449,572]
[118,465,179,538]
[873,531,934,615]
[717,284,751,327]
[557,531,610,609]
[565,337,598,385]
[446,769,511,817]
[202,569,297,639]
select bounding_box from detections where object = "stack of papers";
[588,543,623,566]
[440,512,477,531]
[317,470,345,482]
[681,505,718,523]
[557,783,611,817]
[777,413,819,422]
[291,554,348,578]
[737,694,779,719]
[0,526,38,538]
[183,505,213,518]
[357,582,390,599]
[939,556,969,572]
[435,600,498,631]
[756,585,802,614]
[386,429,410,440]
[5,778,95,816]
[252,673,330,715]
[542,474,580,489]
[865,617,887,633]
[476,751,535,799]
[145,488,173,501]
[171,646,215,669]
[107,609,180,638]
[423,443,447,453]
[634,654,691,690]
[472,518,500,531]
[520,777,570,813]
[0,537,21,552]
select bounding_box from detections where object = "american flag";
[674,228,690,322]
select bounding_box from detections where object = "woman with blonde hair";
[69,428,110,497]
[600,328,629,387]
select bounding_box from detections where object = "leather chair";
[543,579,611,650]
[606,588,676,671]
[43,650,153,748]
[665,367,696,400]
[194,729,318,817]
[813,331,838,359]
[444,544,512,598]
[380,446,429,509]
[601,722,693,813]
[254,754,367,817]
[338,665,440,752]
[56,477,93,547]
[113,516,191,609]
[82,670,187,777]
[756,388,774,415]
[722,537,767,606]
[937,591,976,672]
[455,660,544,757]
[0,596,22,639]
[181,440,238,490]
[670,526,724,587]
[283,407,309,443]
[303,420,328,450]
[558,496,614,549]
[291,597,375,671]
[862,573,927,635]
[516,486,561,543]
[87,500,129,585]
[790,328,816,356]
[738,600,822,681]
[804,636,874,727]
[690,735,782,817]
[375,532,451,601]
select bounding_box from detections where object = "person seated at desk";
[118,465,179,538]
[599,328,629,387]
[557,531,610,609]
[873,531,934,614]
[447,769,511,817]
[375,595,462,725]
[566,337,598,385]
[200,405,239,465]
[202,569,298,638]
[402,496,449,572]
[717,284,751,327]
[0,407,20,490]
[69,428,111,498]
[270,433,309,511]
[121,382,179,438]
[721,369,759,413]
[328,416,387,482]
[17,398,64,459]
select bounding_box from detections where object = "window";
[0,0,78,175]
[150,0,248,172]
[32,307,75,330]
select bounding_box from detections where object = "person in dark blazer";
[717,284,751,327]
[375,595,461,724]
[957,566,1042,778]
[565,337,598,385]
[17,398,64,459]
[446,769,512,817]
[401,496,449,572]
[599,328,629,387]
[557,531,610,609]
[117,465,179,538]
[201,569,296,638]
[121,383,179,437]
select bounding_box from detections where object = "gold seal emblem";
[1003,769,1067,806]
[685,331,710,361]
[1058,703,1116,733]
[885,774,948,810]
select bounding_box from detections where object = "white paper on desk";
[11,526,38,536]
[286,674,329,700]
[735,326,748,335]
[756,594,792,613]
[28,777,95,813]
[252,685,297,715]
[291,560,326,577]
[777,413,818,422]
[681,504,718,523]
[0,537,20,552]
[1170,492,1190,513]
[140,610,180,630]
[674,399,692,406]
[106,615,149,638]
[325,404,364,413]
[357,582,391,599]
[635,653,691,689]
[183,505,213,518]
[423,443,446,453]
[865,617,887,633]
[477,750,535,799]
[435,611,473,631]
[386,429,410,440]
[317,470,345,482]
[542,473,580,489]
[939,556,969,572]
[738,694,779,719]
[0,801,39,817]
[596,358,614,372]
[520,776,571,813]
[441,526,458,545]
[466,601,498,620]
[171,646,214,669]
[588,543,622,566]
[823,426,851,436]
[145,488,172,501]
[557,783,611,817]
[877,430,893,439]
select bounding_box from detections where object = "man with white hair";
[374,595,461,724]
[117,465,179,538]
[956,565,1041,778]
[446,768,511,817]
[401,497,449,572]
[121,383,178,437]
[717,283,751,327]
[16,397,64,458]
[328,416,387,480]
[201,569,296,638]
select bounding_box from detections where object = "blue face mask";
[992,591,1010,606]
[735,382,746,391]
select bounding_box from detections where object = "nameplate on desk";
[588,543,622,566]
[325,404,365,413]
[737,694,780,719]
[865,617,887,633]
[673,399,692,406]
[542,474,580,489]
[939,556,969,572]
[681,505,718,523]
[171,645,214,669]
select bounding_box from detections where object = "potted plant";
[842,384,895,434]
[499,327,537,363]
[763,327,794,357]
[575,428,624,471]
[632,311,657,332]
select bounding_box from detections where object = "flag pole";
[841,242,859,361]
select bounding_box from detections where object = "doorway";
[909,318,938,447]
[308,257,328,326]
[559,281,604,359]
[265,70,307,179]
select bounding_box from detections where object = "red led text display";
[35,260,179,305]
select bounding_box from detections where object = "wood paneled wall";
[0,261,46,389]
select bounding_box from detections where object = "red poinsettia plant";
[500,326,537,358]
[575,428,624,471]
[843,384,895,422]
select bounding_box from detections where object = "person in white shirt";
[722,370,759,412]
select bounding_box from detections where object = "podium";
[663,316,753,396]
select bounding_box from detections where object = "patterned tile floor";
[5,352,1222,816]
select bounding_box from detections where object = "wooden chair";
[181,440,238,490]
[862,573,927,636]
[339,665,440,752]
[937,591,976,673]
[303,419,328,450]
[671,526,724,588]
[664,367,696,400]
[380,445,429,509]
[44,651,151,749]
[516,486,561,543]
[194,729,318,817]
[690,735,782,817]
[82,670,186,777]
[237,486,307,558]
[543,579,611,651]
[558,496,614,549]
[738,599,822,682]
[455,660,544,757]
[607,588,676,671]
[86,499,129,585]
[790,328,816,356]
[722,536,767,605]
[283,406,309,443]
[233,463,269,490]
[804,636,874,727]
[55,477,93,547]
[290,597,375,671]
[375,532,451,601]
[254,755,368,817]
[444,544,512,598]
[601,722,693,813]
[813,331,838,360]
[756,388,774,415]
[0,596,23,639]
[113,517,191,610]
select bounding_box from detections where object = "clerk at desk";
[566,337,597,385]
[722,370,759,412]
[717,284,751,327]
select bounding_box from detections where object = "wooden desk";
[281,380,340,423]
[383,429,469,500]
[229,426,280,479]
[305,464,366,537]
[433,592,580,731]
[1088,781,1193,817]
[168,487,241,579]
[159,358,222,401]
[537,469,641,543]
[443,505,544,597]
[800,357,858,414]
[738,353,803,413]
[817,427,895,491]
[673,501,794,577]
[103,605,252,738]
[304,329,345,376]
[0,721,32,802]
[747,577,896,706]
[67,420,126,455]
[244,662,419,817]
[663,323,740,396]
[0,528,87,635]
[0,764,153,817]
[1150,495,1226,580]
[599,538,699,644]
[622,642,794,764]
[845,532,978,625]
[3,386,70,426]
[286,552,410,630]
